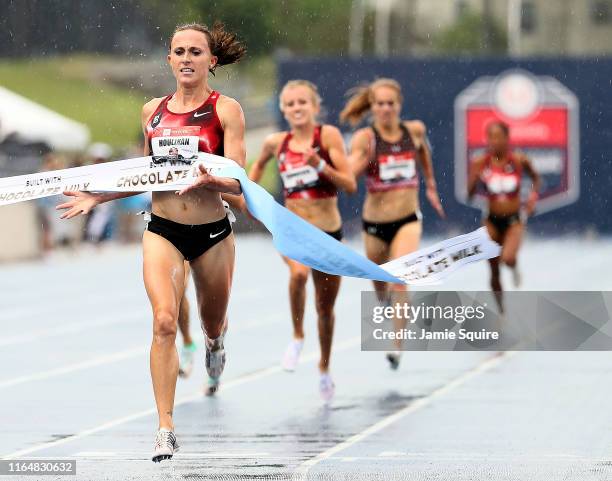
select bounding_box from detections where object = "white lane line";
[0,310,146,347]
[2,290,141,322]
[1,304,285,348]
[3,336,360,459]
[74,452,118,457]
[0,317,283,388]
[378,451,407,457]
[175,452,270,458]
[0,347,147,389]
[292,351,516,480]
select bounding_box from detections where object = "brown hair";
[170,21,246,74]
[340,78,403,126]
[279,80,322,111]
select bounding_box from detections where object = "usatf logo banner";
[454,69,580,214]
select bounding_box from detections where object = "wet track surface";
[1,234,611,480]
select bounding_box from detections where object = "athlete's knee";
[200,315,226,340]
[153,309,178,341]
[317,308,335,326]
[315,297,335,322]
[290,269,308,287]
[501,253,517,267]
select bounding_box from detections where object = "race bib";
[280,164,319,191]
[151,126,200,159]
[379,153,416,181]
[485,173,518,194]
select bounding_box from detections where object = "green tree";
[433,10,507,56]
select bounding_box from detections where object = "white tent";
[0,86,90,151]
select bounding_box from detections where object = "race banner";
[0,153,500,284]
[454,69,580,214]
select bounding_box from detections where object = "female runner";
[248,80,356,402]
[341,78,445,370]
[468,120,540,312]
[58,22,246,461]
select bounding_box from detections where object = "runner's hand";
[426,186,446,219]
[304,148,321,168]
[56,191,101,219]
[179,164,241,195]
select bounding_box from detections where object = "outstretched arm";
[520,153,541,215]
[306,125,356,194]
[409,121,445,218]
[56,100,161,219]
[347,128,371,178]
[249,133,279,184]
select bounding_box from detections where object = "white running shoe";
[281,339,304,372]
[204,323,227,380]
[319,373,335,403]
[152,428,179,463]
[178,343,196,378]
[386,351,401,370]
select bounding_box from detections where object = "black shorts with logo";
[362,211,421,244]
[146,213,232,261]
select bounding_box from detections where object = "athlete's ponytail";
[340,78,404,127]
[339,85,371,127]
[170,21,247,74]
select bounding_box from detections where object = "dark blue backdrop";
[277,57,612,235]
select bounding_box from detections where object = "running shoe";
[386,351,401,370]
[178,342,197,378]
[204,322,227,380]
[152,428,179,463]
[281,339,304,372]
[319,373,335,403]
[204,375,221,397]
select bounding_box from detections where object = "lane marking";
[292,351,516,480]
[0,311,145,347]
[3,336,360,459]
[0,347,147,389]
[0,318,283,388]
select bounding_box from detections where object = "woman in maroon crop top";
[248,80,356,403]
[58,22,246,461]
[468,121,540,313]
[341,78,445,370]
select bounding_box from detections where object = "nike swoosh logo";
[210,229,226,239]
[193,111,210,118]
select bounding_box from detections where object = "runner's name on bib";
[151,126,199,157]
[379,153,416,181]
[280,165,319,190]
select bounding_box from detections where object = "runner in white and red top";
[248,80,356,403]
[342,78,445,370]
[468,120,541,313]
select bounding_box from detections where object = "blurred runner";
[468,120,540,313]
[341,78,445,370]
[248,80,356,402]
